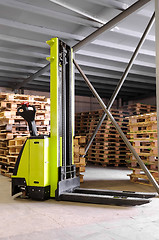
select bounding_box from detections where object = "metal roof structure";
[0,0,156,101]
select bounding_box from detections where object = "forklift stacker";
[12,38,157,206]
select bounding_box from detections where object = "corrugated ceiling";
[0,0,156,101]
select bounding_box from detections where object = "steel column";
[84,12,155,156]
[73,0,151,52]
[73,59,159,193]
[155,0,159,174]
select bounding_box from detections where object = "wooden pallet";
[127,168,159,186]
[127,103,156,116]
[87,159,127,167]
[128,132,157,140]
[0,132,13,140]
[128,112,157,124]
[7,155,18,163]
[73,136,87,182]
[126,111,158,173]
[76,108,129,167]
[4,93,49,104]
[8,136,27,146]
[131,139,157,147]
[0,101,50,111]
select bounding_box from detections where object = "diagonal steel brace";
[84,12,155,156]
[73,59,159,193]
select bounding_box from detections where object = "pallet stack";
[0,92,86,181]
[0,136,27,177]
[126,103,156,116]
[0,92,50,177]
[75,111,91,136]
[1,135,87,180]
[126,112,158,185]
[73,136,86,183]
[75,109,129,167]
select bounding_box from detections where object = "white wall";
[75,95,118,113]
[24,90,50,98]
[0,87,13,93]
[128,96,156,106]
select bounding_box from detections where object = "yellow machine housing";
[12,38,80,200]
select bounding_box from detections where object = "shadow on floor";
[81,179,155,193]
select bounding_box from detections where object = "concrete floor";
[0,164,159,240]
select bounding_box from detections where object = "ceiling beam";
[0,18,83,42]
[31,77,154,92]
[73,0,151,51]
[0,76,21,84]
[77,60,155,78]
[75,86,144,97]
[0,59,155,84]
[0,37,155,63]
[0,72,29,79]
[15,64,50,90]
[91,39,155,57]
[6,0,153,92]
[49,0,105,24]
[23,78,152,96]
[0,42,155,70]
[77,50,155,68]
[0,34,47,49]
[0,13,154,50]
[0,57,45,67]
[0,0,101,28]
[75,70,155,84]
[0,46,48,59]
[0,18,155,60]
[75,81,154,93]
[75,76,155,90]
[86,0,129,10]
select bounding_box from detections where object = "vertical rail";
[84,12,155,156]
[155,0,159,174]
[62,45,67,179]
[73,59,159,193]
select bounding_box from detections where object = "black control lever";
[17,102,37,136]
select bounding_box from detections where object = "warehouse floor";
[0,164,159,240]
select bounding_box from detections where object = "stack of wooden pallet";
[0,136,27,177]
[73,136,86,183]
[0,92,86,181]
[75,111,91,136]
[75,109,129,167]
[1,135,87,180]
[0,93,50,134]
[127,103,156,115]
[0,92,50,177]
[126,112,158,185]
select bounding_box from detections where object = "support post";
[155,0,159,174]
[84,12,155,156]
[73,59,159,193]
